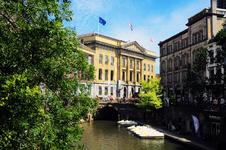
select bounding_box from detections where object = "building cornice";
[186,13,224,26]
[158,29,188,46]
[85,40,157,59]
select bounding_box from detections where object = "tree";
[185,48,209,101]
[214,29,226,148]
[136,77,163,111]
[0,0,98,149]
[214,29,226,85]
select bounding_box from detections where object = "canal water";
[79,121,191,150]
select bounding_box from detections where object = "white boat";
[128,125,164,139]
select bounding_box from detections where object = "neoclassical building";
[159,0,226,99]
[77,32,157,100]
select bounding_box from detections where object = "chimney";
[211,0,218,37]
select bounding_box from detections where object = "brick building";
[159,0,226,100]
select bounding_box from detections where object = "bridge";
[93,101,139,121]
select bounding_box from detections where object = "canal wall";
[138,106,225,143]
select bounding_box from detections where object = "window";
[122,71,125,81]
[148,64,150,71]
[144,75,146,80]
[137,61,139,69]
[122,58,125,67]
[99,69,102,80]
[130,71,132,82]
[105,55,108,64]
[105,87,108,95]
[111,87,113,96]
[98,86,102,95]
[167,45,172,54]
[99,54,102,63]
[210,50,214,64]
[151,65,153,72]
[111,70,114,80]
[130,60,132,68]
[144,64,146,71]
[105,70,108,80]
[151,76,153,79]
[111,57,114,65]
[174,42,179,51]
[88,55,92,65]
[209,68,214,83]
[137,73,139,82]
[216,50,221,63]
[148,75,150,82]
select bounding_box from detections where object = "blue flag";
[99,17,106,25]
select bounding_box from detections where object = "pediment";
[122,41,146,53]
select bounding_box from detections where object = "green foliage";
[185,49,209,97]
[214,29,226,83]
[136,77,163,111]
[0,0,98,149]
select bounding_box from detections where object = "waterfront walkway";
[137,121,217,150]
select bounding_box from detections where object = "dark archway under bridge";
[93,103,139,121]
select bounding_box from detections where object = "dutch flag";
[129,22,133,31]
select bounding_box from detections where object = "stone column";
[140,60,143,83]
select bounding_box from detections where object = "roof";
[77,32,125,43]
[78,32,158,59]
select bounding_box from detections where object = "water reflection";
[79,121,190,150]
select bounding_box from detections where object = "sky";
[64,0,211,74]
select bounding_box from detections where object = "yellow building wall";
[94,45,117,83]
[142,58,156,81]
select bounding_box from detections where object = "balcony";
[161,70,165,74]
[167,68,172,72]
[174,66,180,71]
[182,64,187,69]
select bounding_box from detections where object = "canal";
[79,121,191,150]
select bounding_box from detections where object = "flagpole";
[98,16,99,36]
[129,23,130,42]
[150,41,151,51]
[129,28,130,42]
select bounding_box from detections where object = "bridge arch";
[94,106,120,121]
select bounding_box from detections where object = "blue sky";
[64,0,210,74]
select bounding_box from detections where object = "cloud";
[111,0,210,74]
[66,0,210,74]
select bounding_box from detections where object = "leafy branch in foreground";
[0,0,98,149]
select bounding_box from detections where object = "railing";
[161,99,226,112]
[167,68,172,72]
[182,64,188,69]
[174,66,180,71]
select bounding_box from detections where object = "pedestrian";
[213,97,217,105]
[123,95,126,103]
[220,97,225,106]
[166,97,169,106]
